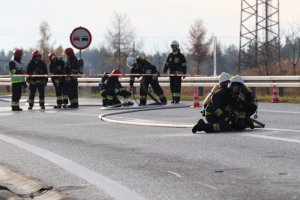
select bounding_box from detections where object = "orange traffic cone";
[192,88,200,107]
[272,85,280,103]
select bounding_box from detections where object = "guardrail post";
[198,87,203,96]
[279,87,284,96]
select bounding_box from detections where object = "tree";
[188,19,212,74]
[37,21,52,63]
[106,12,136,71]
[282,26,300,75]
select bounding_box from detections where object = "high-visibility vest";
[10,60,26,83]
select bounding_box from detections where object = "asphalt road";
[1,95,300,200]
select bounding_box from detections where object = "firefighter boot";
[12,106,22,111]
[171,97,175,104]
[67,103,78,108]
[40,103,45,110]
[28,103,33,110]
[160,96,167,105]
[192,119,207,133]
[245,118,254,129]
[53,104,62,109]
[175,96,180,104]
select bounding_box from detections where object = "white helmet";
[230,75,244,84]
[228,75,244,88]
[127,56,136,68]
[219,72,231,83]
[171,40,179,47]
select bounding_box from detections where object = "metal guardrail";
[1,76,300,87]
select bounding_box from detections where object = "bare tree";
[37,21,52,63]
[188,18,212,74]
[282,26,300,75]
[106,12,136,70]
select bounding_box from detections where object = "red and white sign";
[70,27,92,50]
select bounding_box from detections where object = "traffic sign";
[70,27,92,50]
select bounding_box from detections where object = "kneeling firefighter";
[101,69,131,107]
[228,75,258,130]
[127,56,167,106]
[192,80,235,133]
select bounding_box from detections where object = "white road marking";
[193,182,217,190]
[0,134,147,200]
[263,128,300,133]
[167,171,182,178]
[259,109,300,114]
[244,133,300,144]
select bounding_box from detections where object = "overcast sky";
[0,0,299,54]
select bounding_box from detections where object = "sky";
[0,0,299,55]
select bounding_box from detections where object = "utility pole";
[239,0,280,73]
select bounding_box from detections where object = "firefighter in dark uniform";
[192,84,235,133]
[163,40,187,103]
[99,72,109,106]
[48,52,68,108]
[64,47,80,108]
[9,49,26,111]
[228,75,258,130]
[26,50,48,110]
[127,56,167,106]
[101,69,131,107]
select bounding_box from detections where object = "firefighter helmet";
[48,52,56,60]
[32,50,41,58]
[171,40,179,47]
[111,69,122,78]
[219,72,231,83]
[13,49,23,58]
[228,75,244,91]
[64,47,74,57]
[127,56,136,68]
[230,75,244,84]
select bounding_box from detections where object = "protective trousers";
[205,114,232,133]
[28,84,45,107]
[170,76,182,103]
[102,89,121,106]
[54,82,68,105]
[11,83,23,109]
[67,79,78,106]
[140,78,167,105]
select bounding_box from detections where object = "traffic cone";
[272,85,280,103]
[192,88,200,107]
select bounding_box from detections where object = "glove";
[152,73,159,80]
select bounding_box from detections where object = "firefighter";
[26,50,48,110]
[101,69,131,107]
[64,47,80,108]
[48,52,68,108]
[9,49,26,111]
[163,40,187,103]
[127,56,167,106]
[228,75,258,130]
[202,72,231,115]
[99,72,109,106]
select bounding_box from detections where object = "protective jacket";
[129,57,159,87]
[49,57,65,85]
[163,49,187,75]
[9,60,26,83]
[26,60,48,85]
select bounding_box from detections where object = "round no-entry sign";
[70,27,92,50]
